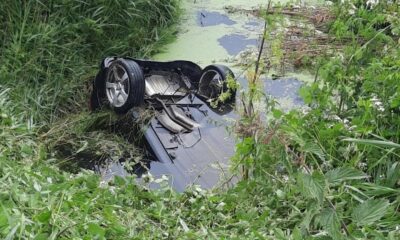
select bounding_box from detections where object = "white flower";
[109,186,116,195]
[33,181,42,192]
[371,95,385,112]
[348,125,357,131]
[142,173,154,183]
[216,202,226,210]
[301,106,311,115]
[154,175,169,184]
[195,185,204,194]
[282,175,289,182]
[357,162,368,170]
[366,0,379,9]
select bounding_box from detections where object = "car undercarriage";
[90,57,237,191]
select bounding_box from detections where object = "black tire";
[89,88,101,111]
[198,65,236,104]
[104,59,145,114]
[89,69,107,111]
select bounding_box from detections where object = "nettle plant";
[233,1,400,239]
[287,1,400,238]
[299,1,400,160]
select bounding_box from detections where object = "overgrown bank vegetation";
[1,0,400,239]
[0,0,179,123]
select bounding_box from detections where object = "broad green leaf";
[272,109,284,118]
[385,162,400,188]
[300,203,320,231]
[35,210,52,224]
[299,86,313,104]
[34,233,49,240]
[85,175,100,189]
[113,176,127,187]
[291,228,303,240]
[20,144,33,156]
[87,223,105,237]
[315,208,343,240]
[0,213,7,228]
[303,142,325,161]
[273,228,286,240]
[351,199,390,226]
[325,167,368,184]
[297,173,325,204]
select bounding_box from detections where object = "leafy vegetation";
[232,1,400,238]
[1,0,400,239]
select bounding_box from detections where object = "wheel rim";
[106,64,130,108]
[199,70,224,99]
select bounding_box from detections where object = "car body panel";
[142,96,235,191]
[92,57,237,191]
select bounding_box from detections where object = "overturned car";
[90,57,237,191]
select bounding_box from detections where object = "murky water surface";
[218,34,258,55]
[155,0,265,66]
[197,11,237,27]
[155,0,321,108]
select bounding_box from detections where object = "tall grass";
[0,2,183,238]
[0,0,180,124]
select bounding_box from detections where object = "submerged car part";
[143,96,236,191]
[198,65,236,103]
[90,57,237,191]
[105,59,145,114]
[145,71,189,97]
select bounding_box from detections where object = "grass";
[0,0,180,124]
[0,1,183,238]
[0,0,179,180]
[1,0,400,239]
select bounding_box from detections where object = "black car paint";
[91,57,236,191]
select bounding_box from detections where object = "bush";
[233,1,400,238]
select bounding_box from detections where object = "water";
[218,34,258,55]
[197,11,237,27]
[154,0,319,108]
[155,0,265,65]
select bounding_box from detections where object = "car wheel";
[198,65,236,103]
[105,59,145,114]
